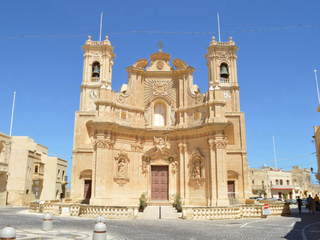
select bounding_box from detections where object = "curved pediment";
[143,147,177,159]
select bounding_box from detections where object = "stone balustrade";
[30,202,138,219]
[182,203,290,220]
[30,201,289,220]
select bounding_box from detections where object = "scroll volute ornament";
[92,133,115,149]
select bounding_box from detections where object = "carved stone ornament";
[191,178,205,187]
[113,178,130,187]
[121,111,127,120]
[133,58,149,69]
[91,134,114,149]
[224,91,231,101]
[196,93,204,103]
[191,149,205,179]
[153,83,168,95]
[153,136,170,154]
[142,161,148,174]
[178,141,188,153]
[114,150,129,178]
[156,61,164,70]
[171,161,178,174]
[172,58,188,70]
[208,135,228,149]
[131,139,145,152]
[194,110,200,121]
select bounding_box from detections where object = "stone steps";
[147,201,172,206]
[138,206,182,219]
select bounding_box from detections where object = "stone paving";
[1,205,320,239]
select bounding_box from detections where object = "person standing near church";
[307,195,313,213]
[314,194,319,209]
[297,197,302,214]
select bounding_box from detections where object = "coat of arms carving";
[153,83,167,95]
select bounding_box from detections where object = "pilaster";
[178,141,188,204]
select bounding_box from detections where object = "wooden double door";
[151,166,168,200]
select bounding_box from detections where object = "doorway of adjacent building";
[151,166,168,200]
[84,180,92,199]
[228,181,235,199]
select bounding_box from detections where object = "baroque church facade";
[71,36,248,206]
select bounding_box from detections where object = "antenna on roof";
[217,12,221,42]
[99,12,103,42]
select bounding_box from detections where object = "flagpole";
[217,12,221,42]
[9,92,16,136]
[273,136,277,170]
[314,70,320,104]
[99,12,103,41]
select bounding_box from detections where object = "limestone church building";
[71,36,248,206]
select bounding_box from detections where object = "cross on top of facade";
[157,40,165,50]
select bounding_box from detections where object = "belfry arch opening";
[92,62,100,77]
[220,63,229,79]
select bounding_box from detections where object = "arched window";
[154,102,166,126]
[35,165,38,173]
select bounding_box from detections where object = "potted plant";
[174,193,182,212]
[139,192,147,212]
[172,194,176,208]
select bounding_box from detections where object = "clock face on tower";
[89,89,98,100]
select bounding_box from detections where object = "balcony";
[0,162,8,173]
[270,185,296,190]
[251,185,267,190]
[61,176,68,185]
[91,77,100,82]
[33,172,44,181]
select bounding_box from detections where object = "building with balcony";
[248,166,316,200]
[5,136,68,206]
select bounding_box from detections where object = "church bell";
[220,65,229,78]
[92,65,100,76]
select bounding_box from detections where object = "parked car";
[287,199,297,205]
[301,199,308,206]
[249,197,263,202]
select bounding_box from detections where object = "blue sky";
[1,0,319,185]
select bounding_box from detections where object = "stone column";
[207,138,216,206]
[178,141,187,204]
[91,133,114,205]
[213,134,229,206]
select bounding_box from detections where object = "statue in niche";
[193,159,201,178]
[118,159,125,177]
[144,107,149,126]
[171,106,176,125]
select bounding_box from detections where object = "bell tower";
[205,37,240,112]
[79,36,116,111]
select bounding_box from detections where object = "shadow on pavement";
[284,204,320,240]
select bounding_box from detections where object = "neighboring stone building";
[247,168,268,197]
[268,168,297,199]
[248,166,317,199]
[0,132,11,205]
[71,36,248,206]
[6,136,68,206]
